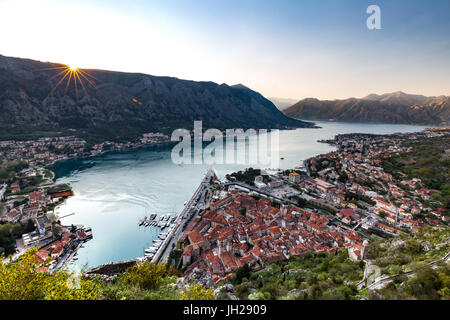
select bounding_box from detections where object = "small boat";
[158,232,168,240]
[145,247,157,253]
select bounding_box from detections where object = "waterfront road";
[153,168,216,263]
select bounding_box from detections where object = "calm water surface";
[53,121,430,270]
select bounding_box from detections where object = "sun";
[41,63,97,99]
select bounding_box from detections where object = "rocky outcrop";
[214,284,239,300]
[176,267,216,289]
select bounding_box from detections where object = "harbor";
[138,213,177,260]
[149,168,217,264]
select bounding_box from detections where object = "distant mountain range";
[0,54,313,142]
[268,97,299,111]
[283,91,450,125]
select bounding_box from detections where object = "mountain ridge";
[283,92,450,125]
[0,54,314,142]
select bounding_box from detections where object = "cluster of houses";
[33,228,91,272]
[300,130,449,235]
[0,132,170,168]
[179,189,367,284]
[0,136,86,167]
[2,189,69,224]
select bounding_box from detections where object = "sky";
[0,0,449,100]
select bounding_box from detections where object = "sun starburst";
[41,64,97,99]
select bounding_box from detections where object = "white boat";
[145,247,157,253]
[158,232,168,240]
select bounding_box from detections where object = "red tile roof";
[188,230,204,244]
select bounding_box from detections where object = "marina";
[138,213,176,256]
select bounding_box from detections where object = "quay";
[151,168,216,263]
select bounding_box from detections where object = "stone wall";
[84,258,138,276]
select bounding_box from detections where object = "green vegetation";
[370,262,450,300]
[98,262,213,300]
[226,168,264,186]
[0,249,100,300]
[366,227,449,274]
[382,135,450,209]
[227,227,450,300]
[0,160,28,183]
[0,253,214,300]
[47,183,71,194]
[0,221,35,256]
[231,250,364,300]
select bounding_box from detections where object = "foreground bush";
[0,249,100,300]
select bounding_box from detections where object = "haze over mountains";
[268,97,299,111]
[283,91,450,125]
[0,54,313,141]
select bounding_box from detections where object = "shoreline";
[49,124,438,270]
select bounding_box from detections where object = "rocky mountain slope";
[283,91,450,125]
[0,54,313,141]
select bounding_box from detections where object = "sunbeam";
[42,65,97,100]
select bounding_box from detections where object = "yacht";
[158,232,168,240]
[145,247,157,253]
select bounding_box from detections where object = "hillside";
[229,227,449,300]
[283,92,450,125]
[381,134,450,209]
[0,54,313,142]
